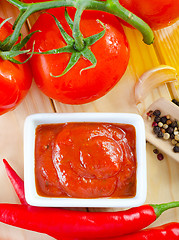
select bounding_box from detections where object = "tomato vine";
[5,0,154,52]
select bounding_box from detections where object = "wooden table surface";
[0,1,179,239]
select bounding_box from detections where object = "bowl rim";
[24,112,147,208]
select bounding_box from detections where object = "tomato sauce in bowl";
[35,122,136,199]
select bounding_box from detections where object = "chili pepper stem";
[151,201,179,218]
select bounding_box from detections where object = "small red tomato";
[27,7,129,105]
[118,0,179,29]
[0,18,32,115]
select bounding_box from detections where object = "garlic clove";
[135,65,178,104]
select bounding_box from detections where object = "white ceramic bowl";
[24,113,147,208]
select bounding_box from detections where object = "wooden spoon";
[143,98,179,162]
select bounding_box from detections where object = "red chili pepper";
[2,159,179,240]
[3,159,27,205]
[90,222,179,240]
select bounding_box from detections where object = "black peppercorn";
[154,116,161,123]
[153,110,161,117]
[153,126,161,134]
[173,146,179,153]
[153,149,159,154]
[160,116,167,124]
[172,99,178,104]
[157,131,164,138]
[172,99,179,106]
[167,127,174,135]
[170,120,177,128]
[170,133,175,139]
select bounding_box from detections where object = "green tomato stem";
[5,0,154,51]
[72,1,87,51]
[4,0,75,50]
[7,0,27,10]
[13,10,26,30]
[89,0,154,45]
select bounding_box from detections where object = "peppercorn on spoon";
[143,97,179,162]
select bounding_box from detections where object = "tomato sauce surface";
[35,122,137,198]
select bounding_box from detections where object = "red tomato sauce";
[35,122,137,198]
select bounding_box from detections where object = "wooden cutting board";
[0,1,179,239]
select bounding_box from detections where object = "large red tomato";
[27,7,129,105]
[0,18,32,115]
[118,0,179,29]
